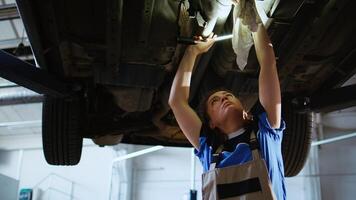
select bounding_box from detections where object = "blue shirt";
[195,112,287,200]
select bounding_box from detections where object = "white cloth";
[227,128,246,139]
[232,0,262,71]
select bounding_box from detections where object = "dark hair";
[198,88,235,124]
[197,88,234,151]
[197,88,255,151]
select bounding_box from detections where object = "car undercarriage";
[1,0,356,176]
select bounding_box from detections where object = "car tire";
[282,101,313,177]
[42,95,83,165]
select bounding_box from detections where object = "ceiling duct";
[0,86,42,106]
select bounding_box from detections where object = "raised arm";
[252,24,282,128]
[168,35,215,149]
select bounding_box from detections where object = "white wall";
[130,146,203,200]
[0,142,332,200]
[318,127,356,200]
[0,173,19,200]
[0,150,21,179]
[0,141,116,200]
[128,146,319,200]
[317,109,356,200]
[2,106,356,200]
[285,145,321,200]
[0,141,330,200]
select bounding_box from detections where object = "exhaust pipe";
[200,0,233,36]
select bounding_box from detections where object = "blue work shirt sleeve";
[258,112,286,139]
[194,136,212,172]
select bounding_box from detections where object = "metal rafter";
[0,3,19,21]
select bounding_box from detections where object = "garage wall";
[0,150,21,179]
[131,147,202,200]
[317,109,356,200]
[20,146,114,200]
[318,128,356,200]
[0,173,19,200]
[0,142,116,200]
[0,139,331,200]
[285,145,321,200]
[1,140,323,200]
[130,146,321,200]
[2,107,356,200]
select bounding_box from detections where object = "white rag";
[232,0,262,71]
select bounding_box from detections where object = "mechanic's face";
[206,91,244,130]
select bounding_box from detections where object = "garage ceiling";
[0,103,41,136]
[0,0,31,49]
[0,0,40,137]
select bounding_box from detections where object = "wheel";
[282,100,312,177]
[42,95,83,165]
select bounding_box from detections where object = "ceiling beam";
[0,4,19,21]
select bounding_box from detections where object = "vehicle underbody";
[1,0,355,173]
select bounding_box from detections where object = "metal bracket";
[292,84,356,113]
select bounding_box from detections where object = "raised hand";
[187,33,217,55]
